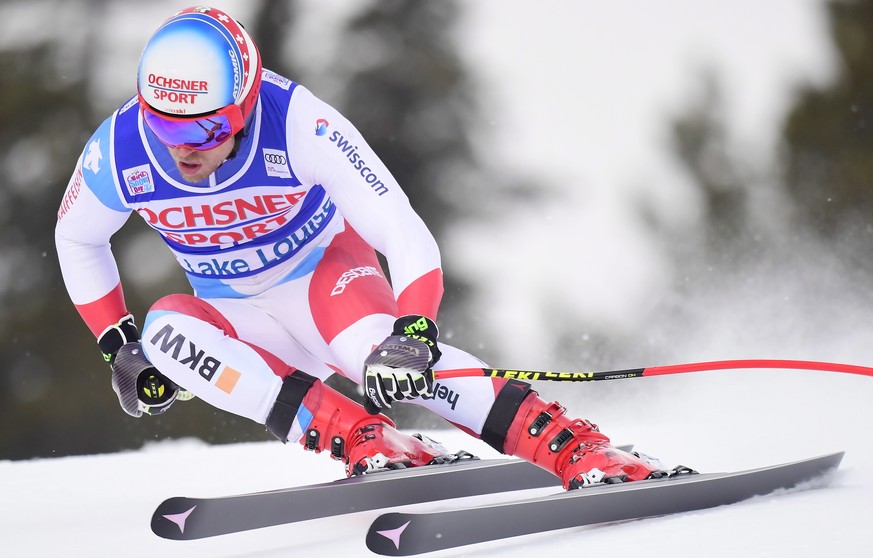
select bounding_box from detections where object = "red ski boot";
[266,372,461,476]
[490,385,664,489]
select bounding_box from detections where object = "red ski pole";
[433,359,873,383]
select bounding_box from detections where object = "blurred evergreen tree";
[672,75,754,254]
[0,2,108,460]
[333,0,476,239]
[657,0,873,375]
[669,1,873,264]
[250,0,297,78]
[324,0,478,427]
[782,0,873,255]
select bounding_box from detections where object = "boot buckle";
[529,412,552,436]
[548,428,575,452]
[304,428,320,451]
[330,436,345,460]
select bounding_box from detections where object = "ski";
[366,451,844,556]
[152,447,633,540]
[152,440,634,540]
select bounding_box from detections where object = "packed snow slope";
[3,367,871,557]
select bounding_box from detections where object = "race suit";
[55,69,499,441]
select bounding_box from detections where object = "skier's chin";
[176,160,209,183]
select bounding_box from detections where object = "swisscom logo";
[315,119,329,136]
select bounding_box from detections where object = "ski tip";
[794,450,845,472]
[826,450,845,463]
[367,513,418,556]
[816,450,845,474]
[151,497,199,540]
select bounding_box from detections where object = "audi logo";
[264,153,287,165]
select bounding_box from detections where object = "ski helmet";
[136,6,262,150]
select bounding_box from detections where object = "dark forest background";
[2,0,872,460]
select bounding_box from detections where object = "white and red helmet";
[137,6,262,149]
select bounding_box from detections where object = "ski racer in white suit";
[55,6,663,488]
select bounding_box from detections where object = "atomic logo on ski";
[375,520,411,550]
[162,505,197,534]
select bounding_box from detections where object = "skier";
[55,6,664,489]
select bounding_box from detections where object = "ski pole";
[433,358,873,383]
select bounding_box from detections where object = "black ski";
[366,451,844,556]
[152,443,635,540]
[151,455,563,540]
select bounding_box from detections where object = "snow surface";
[4,368,871,557]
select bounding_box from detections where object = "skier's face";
[167,137,235,183]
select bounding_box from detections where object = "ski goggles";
[139,96,245,151]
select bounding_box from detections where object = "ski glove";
[111,342,180,417]
[98,315,180,417]
[364,315,441,413]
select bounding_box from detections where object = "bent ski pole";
[433,358,873,383]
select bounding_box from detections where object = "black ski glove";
[363,315,441,413]
[97,315,179,417]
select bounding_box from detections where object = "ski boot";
[266,372,470,476]
[481,382,666,489]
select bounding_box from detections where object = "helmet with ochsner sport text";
[136,6,263,150]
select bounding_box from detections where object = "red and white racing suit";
[55,69,501,442]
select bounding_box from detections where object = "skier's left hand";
[363,316,441,413]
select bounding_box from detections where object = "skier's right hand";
[97,315,181,417]
[110,342,180,417]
